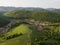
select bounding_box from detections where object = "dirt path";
[0,19,46,31]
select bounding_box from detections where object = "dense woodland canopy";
[0,12,9,27]
[4,10,60,23]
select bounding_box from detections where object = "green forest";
[0,9,60,45]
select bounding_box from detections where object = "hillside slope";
[4,10,60,23]
[0,24,31,45]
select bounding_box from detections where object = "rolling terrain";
[0,7,60,45]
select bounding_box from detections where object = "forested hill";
[0,13,9,27]
[4,10,60,23]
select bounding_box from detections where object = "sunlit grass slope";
[7,24,31,36]
[0,24,32,45]
[0,34,31,45]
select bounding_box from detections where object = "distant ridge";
[0,6,44,12]
[0,6,60,12]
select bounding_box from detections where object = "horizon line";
[0,6,60,9]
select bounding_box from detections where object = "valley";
[0,7,60,45]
